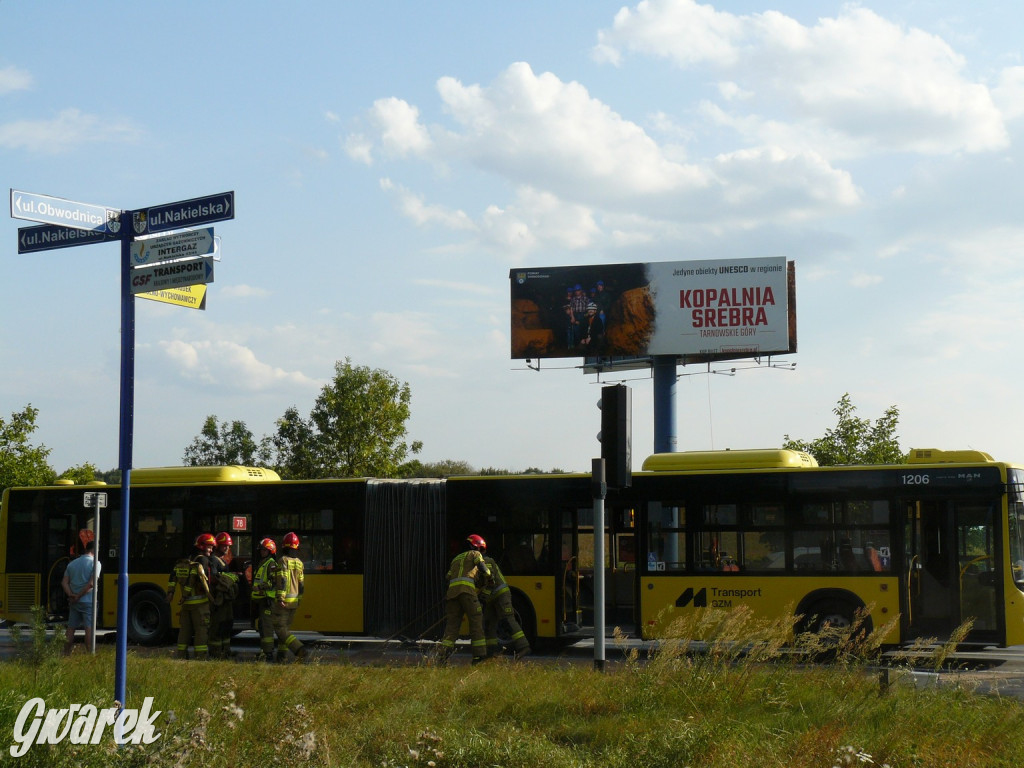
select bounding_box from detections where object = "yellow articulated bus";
[2,448,1023,648]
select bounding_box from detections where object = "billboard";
[510,257,795,362]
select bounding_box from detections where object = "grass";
[1,606,1023,767]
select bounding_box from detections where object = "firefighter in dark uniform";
[272,531,307,662]
[250,537,278,662]
[208,531,238,659]
[166,533,215,660]
[481,548,531,659]
[439,534,491,664]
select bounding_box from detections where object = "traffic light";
[599,384,632,488]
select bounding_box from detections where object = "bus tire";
[497,590,537,651]
[127,589,171,646]
[804,598,872,637]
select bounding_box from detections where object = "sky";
[2,0,1024,475]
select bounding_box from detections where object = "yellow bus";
[2,447,1022,648]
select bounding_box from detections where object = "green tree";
[58,462,99,485]
[94,468,122,484]
[401,459,476,478]
[783,393,905,466]
[270,406,319,479]
[271,359,422,479]
[183,415,271,466]
[0,405,56,492]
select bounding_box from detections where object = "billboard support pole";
[653,355,677,454]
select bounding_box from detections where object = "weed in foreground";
[8,605,66,684]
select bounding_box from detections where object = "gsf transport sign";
[130,256,214,294]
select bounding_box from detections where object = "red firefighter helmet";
[259,537,277,555]
[467,534,487,551]
[195,533,216,549]
[282,532,301,550]
[215,532,233,548]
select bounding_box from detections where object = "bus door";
[46,512,96,622]
[572,503,637,631]
[607,505,637,628]
[561,507,584,631]
[904,499,999,642]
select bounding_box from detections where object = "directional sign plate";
[131,227,215,266]
[136,191,234,235]
[137,283,208,310]
[83,492,108,508]
[10,189,120,233]
[18,223,119,254]
[130,256,214,294]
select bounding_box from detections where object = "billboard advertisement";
[510,257,794,361]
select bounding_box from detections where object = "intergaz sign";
[130,227,215,266]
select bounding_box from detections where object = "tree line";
[2,358,903,493]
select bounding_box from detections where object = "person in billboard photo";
[580,301,606,352]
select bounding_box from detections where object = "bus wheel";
[808,600,855,632]
[127,589,171,645]
[806,602,872,638]
[498,592,536,651]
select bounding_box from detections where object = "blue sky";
[3,1,1024,474]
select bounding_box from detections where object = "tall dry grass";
[0,606,1021,767]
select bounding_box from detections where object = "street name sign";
[10,189,120,233]
[137,283,208,310]
[18,222,119,254]
[130,226,215,266]
[130,256,214,294]
[136,191,234,235]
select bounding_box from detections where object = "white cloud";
[379,177,476,230]
[367,311,446,362]
[435,62,704,199]
[595,1,1007,156]
[0,108,141,154]
[351,61,859,249]
[412,278,497,295]
[850,273,883,288]
[993,66,1024,121]
[220,284,270,299]
[0,65,32,94]
[159,340,318,391]
[368,97,433,158]
[344,133,374,164]
[478,186,600,253]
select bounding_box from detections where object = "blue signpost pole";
[652,355,677,454]
[114,211,135,709]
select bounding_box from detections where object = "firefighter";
[481,546,531,659]
[208,531,239,659]
[272,531,307,662]
[439,534,491,664]
[166,533,215,660]
[251,537,278,662]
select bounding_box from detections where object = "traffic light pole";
[591,458,606,672]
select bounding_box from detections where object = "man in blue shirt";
[62,540,100,655]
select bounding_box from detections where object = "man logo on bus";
[676,587,707,608]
